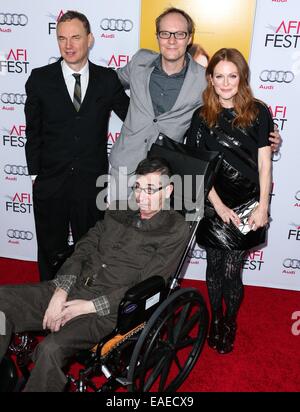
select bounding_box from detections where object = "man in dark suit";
[25,11,129,281]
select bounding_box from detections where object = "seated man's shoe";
[217,318,237,354]
[207,309,223,350]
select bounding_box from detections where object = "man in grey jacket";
[109,7,281,200]
[109,7,205,199]
[0,157,190,392]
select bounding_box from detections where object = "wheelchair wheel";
[127,287,208,392]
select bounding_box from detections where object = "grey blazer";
[109,49,207,175]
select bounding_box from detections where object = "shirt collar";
[61,59,89,77]
[152,54,189,77]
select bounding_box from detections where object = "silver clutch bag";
[236,200,259,235]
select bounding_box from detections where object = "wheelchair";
[0,137,221,392]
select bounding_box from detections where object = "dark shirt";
[54,204,190,317]
[149,55,189,116]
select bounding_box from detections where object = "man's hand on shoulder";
[269,126,282,153]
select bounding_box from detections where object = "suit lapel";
[134,60,155,116]
[49,60,75,110]
[79,61,97,112]
[143,65,155,116]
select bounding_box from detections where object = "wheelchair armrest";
[116,275,166,335]
[124,275,165,301]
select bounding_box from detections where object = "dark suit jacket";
[25,59,129,198]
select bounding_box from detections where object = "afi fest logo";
[1,124,26,148]
[5,192,33,214]
[107,54,129,69]
[243,250,264,271]
[47,10,64,34]
[107,131,120,154]
[265,20,300,48]
[268,105,287,131]
[269,181,275,205]
[287,223,300,241]
[0,48,29,75]
[99,54,129,69]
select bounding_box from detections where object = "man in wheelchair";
[0,157,190,392]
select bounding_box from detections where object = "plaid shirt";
[52,275,110,317]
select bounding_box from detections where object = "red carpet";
[1,257,299,392]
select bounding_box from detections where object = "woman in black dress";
[186,48,272,354]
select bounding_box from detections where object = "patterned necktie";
[72,73,81,111]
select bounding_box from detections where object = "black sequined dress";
[186,102,273,251]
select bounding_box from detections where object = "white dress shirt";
[61,59,89,103]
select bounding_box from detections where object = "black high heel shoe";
[207,308,223,350]
[217,317,237,354]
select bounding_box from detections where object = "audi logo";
[283,258,300,269]
[188,249,207,260]
[100,18,133,32]
[48,56,60,65]
[272,151,281,162]
[7,229,33,240]
[4,164,29,175]
[0,13,28,26]
[295,191,300,201]
[260,70,294,83]
[1,93,26,105]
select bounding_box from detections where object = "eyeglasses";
[132,184,165,195]
[158,31,188,40]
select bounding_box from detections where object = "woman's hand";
[248,204,269,231]
[214,202,240,227]
[208,187,240,226]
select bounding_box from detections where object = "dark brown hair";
[201,48,258,127]
[57,10,91,35]
[135,157,172,178]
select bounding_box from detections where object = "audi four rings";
[260,70,294,83]
[272,152,281,162]
[100,18,133,31]
[283,259,300,269]
[0,13,28,26]
[295,191,300,201]
[7,229,33,240]
[188,249,207,259]
[4,165,29,175]
[1,93,26,105]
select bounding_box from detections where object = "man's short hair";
[155,7,195,35]
[135,157,172,178]
[57,10,91,34]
